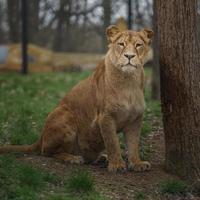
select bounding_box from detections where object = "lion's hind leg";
[41,107,86,165]
[41,128,84,165]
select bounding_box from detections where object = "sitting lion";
[0,25,153,172]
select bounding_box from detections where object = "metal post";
[127,0,132,29]
[21,0,28,74]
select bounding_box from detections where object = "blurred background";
[0,0,153,72]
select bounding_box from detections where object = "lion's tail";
[0,141,40,154]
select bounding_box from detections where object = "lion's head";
[106,25,153,73]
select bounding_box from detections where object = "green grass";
[139,138,151,161]
[135,191,146,200]
[0,154,107,200]
[66,169,94,192]
[0,155,51,199]
[0,72,91,144]
[49,168,108,200]
[141,121,152,137]
[18,165,43,189]
[160,179,187,195]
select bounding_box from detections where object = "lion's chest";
[108,88,145,130]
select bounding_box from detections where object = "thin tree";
[0,1,6,43]
[102,0,111,52]
[155,0,200,182]
[151,0,160,100]
[28,0,40,44]
[7,0,20,42]
[53,0,70,51]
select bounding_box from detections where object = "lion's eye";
[135,43,143,48]
[118,42,125,47]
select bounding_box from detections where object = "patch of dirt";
[17,127,198,200]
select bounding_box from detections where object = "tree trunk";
[7,0,20,43]
[53,0,72,51]
[135,0,143,29]
[102,0,111,52]
[53,0,66,51]
[82,0,88,35]
[151,0,160,100]
[0,1,6,43]
[28,0,40,44]
[156,0,200,182]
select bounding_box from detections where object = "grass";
[0,155,50,199]
[139,138,151,161]
[49,168,108,200]
[135,191,146,200]
[141,122,152,137]
[66,169,94,192]
[0,71,91,145]
[0,154,107,200]
[160,179,188,195]
[18,164,45,190]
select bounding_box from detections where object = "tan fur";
[0,25,153,172]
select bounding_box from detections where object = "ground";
[0,70,199,200]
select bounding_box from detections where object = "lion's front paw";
[128,161,151,172]
[93,153,108,167]
[108,160,126,173]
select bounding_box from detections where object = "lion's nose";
[124,54,135,60]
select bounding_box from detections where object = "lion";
[0,25,153,172]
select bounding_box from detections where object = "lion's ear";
[140,28,154,44]
[106,25,120,43]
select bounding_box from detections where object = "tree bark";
[156,0,200,182]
